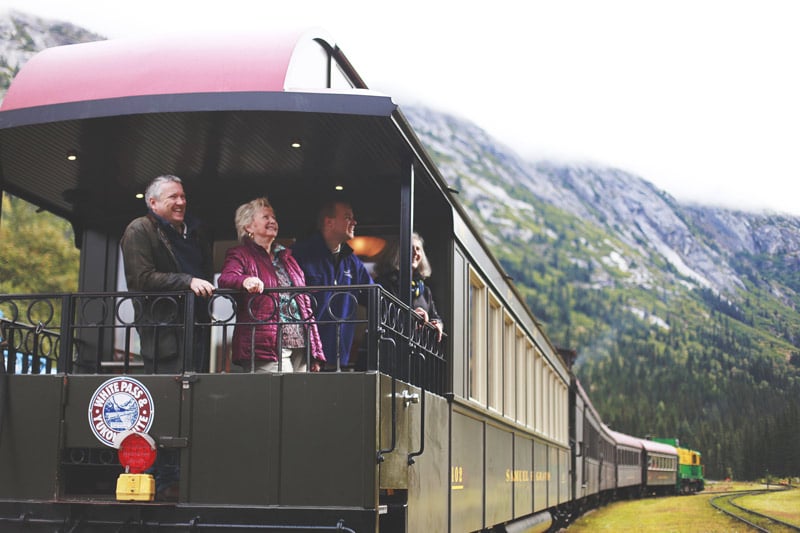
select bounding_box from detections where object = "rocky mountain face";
[0,10,103,98]
[402,106,800,307]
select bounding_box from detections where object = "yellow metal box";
[116,473,155,501]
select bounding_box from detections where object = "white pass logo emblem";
[88,377,155,447]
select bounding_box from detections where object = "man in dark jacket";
[292,199,372,369]
[120,175,214,374]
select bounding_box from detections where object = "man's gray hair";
[144,175,182,207]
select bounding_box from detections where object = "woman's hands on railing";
[429,319,444,342]
[241,277,264,294]
[413,307,443,342]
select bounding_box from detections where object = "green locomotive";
[651,438,705,494]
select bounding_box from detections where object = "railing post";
[183,292,195,373]
[59,293,74,373]
[408,350,426,465]
[366,286,379,371]
[376,335,397,463]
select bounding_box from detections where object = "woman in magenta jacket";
[218,197,325,372]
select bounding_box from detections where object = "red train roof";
[2,29,330,111]
[0,30,408,231]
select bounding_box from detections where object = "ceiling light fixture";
[66,150,78,161]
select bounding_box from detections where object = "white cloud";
[7,0,800,214]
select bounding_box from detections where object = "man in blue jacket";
[292,199,373,369]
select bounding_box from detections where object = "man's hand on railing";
[190,278,215,297]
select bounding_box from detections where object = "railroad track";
[709,489,800,532]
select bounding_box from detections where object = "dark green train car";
[0,29,573,532]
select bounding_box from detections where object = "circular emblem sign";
[88,377,155,447]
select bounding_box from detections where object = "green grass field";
[566,482,799,532]
[735,486,800,527]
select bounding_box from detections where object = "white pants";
[241,347,307,373]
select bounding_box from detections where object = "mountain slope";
[0,9,103,97]
[403,106,800,479]
[2,10,799,480]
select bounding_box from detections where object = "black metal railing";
[0,285,447,394]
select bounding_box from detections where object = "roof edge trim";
[0,91,398,129]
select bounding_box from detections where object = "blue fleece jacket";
[291,233,373,366]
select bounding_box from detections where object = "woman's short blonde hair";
[234,197,273,241]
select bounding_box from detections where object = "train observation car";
[652,438,704,494]
[0,30,576,532]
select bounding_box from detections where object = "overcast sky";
[7,0,800,215]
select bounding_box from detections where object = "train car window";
[560,381,566,440]
[550,370,558,438]
[585,424,592,459]
[1,194,79,374]
[468,268,487,404]
[563,383,570,441]
[515,328,528,425]
[552,372,565,440]
[535,348,544,433]
[487,293,503,412]
[525,340,535,429]
[559,384,566,441]
[0,194,79,294]
[555,383,562,441]
[502,311,516,420]
[543,367,551,438]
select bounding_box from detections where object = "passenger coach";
[0,30,574,532]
